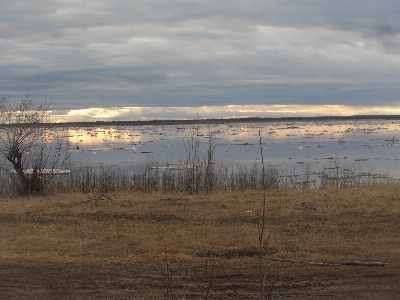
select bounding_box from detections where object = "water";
[65,119,400,179]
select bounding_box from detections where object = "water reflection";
[66,119,400,179]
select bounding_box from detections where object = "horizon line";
[42,114,400,127]
[48,104,400,123]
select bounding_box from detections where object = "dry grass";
[1,185,400,298]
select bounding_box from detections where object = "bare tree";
[0,95,70,196]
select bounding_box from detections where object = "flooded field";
[65,118,400,182]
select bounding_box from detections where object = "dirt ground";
[0,259,399,299]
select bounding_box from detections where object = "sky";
[1,1,400,121]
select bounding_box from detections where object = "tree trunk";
[7,150,29,194]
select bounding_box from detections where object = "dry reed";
[1,161,395,197]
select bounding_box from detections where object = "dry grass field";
[1,185,400,299]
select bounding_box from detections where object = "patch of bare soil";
[1,259,399,299]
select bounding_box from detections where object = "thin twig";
[164,242,174,300]
[205,259,215,300]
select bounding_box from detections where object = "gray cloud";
[1,1,400,114]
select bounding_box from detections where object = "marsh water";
[64,119,400,181]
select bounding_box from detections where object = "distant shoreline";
[2,115,400,128]
[49,114,400,128]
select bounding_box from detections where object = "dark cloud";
[1,1,400,113]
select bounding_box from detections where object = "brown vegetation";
[0,161,394,197]
[1,185,399,299]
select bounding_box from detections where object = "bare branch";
[0,95,70,196]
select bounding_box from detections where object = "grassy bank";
[1,185,399,298]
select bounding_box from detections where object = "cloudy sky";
[1,1,400,121]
